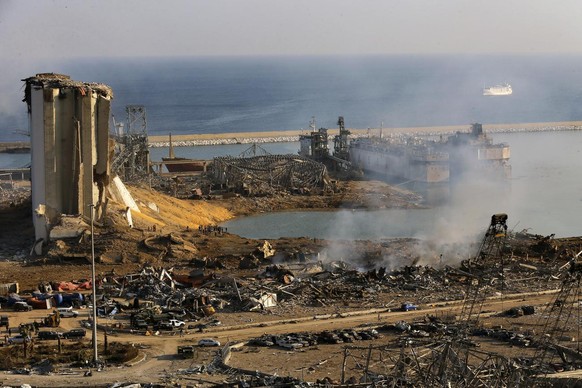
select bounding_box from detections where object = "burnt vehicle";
[64,328,86,339]
[13,302,32,312]
[38,331,64,340]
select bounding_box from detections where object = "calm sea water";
[4,54,582,141]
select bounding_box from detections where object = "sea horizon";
[2,53,582,142]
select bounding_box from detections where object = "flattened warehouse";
[211,154,333,196]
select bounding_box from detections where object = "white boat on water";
[483,83,512,96]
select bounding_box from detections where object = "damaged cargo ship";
[162,133,208,174]
[349,123,510,183]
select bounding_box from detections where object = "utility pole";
[90,204,98,364]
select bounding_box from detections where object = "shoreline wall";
[147,121,582,147]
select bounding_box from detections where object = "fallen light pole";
[89,204,98,364]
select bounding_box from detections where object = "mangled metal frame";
[212,154,332,196]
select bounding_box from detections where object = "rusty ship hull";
[162,157,207,173]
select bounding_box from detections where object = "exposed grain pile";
[127,185,233,228]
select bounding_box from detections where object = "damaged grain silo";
[211,154,333,196]
[23,73,113,253]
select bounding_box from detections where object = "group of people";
[198,225,227,235]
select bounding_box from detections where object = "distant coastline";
[147,121,582,147]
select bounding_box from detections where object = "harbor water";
[3,130,582,238]
[222,130,582,239]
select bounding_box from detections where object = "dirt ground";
[1,178,582,386]
[0,179,421,291]
[0,292,571,387]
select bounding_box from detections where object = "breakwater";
[151,134,302,147]
[147,121,582,147]
[2,122,581,151]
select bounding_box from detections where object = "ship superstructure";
[298,117,330,161]
[445,123,511,181]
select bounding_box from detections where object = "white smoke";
[319,129,514,271]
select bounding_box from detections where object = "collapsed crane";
[333,214,526,387]
[459,213,509,326]
[528,251,582,376]
[339,340,524,387]
[457,214,582,381]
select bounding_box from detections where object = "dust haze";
[322,129,516,270]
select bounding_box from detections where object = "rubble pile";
[247,263,457,308]
[457,231,581,296]
[150,174,212,200]
[3,229,575,326]
[142,233,199,260]
[211,154,333,196]
[0,184,29,206]
[0,190,33,260]
[83,232,571,327]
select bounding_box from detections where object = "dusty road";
[0,289,560,387]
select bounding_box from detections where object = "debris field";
[1,181,582,387]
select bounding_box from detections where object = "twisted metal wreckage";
[219,215,582,387]
[211,154,333,196]
[5,212,582,386]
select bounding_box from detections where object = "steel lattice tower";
[111,105,150,181]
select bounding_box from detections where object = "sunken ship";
[299,119,510,183]
[349,123,510,183]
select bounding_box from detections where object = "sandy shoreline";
[148,120,582,146]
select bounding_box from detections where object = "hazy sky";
[2,0,582,58]
[1,0,581,138]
